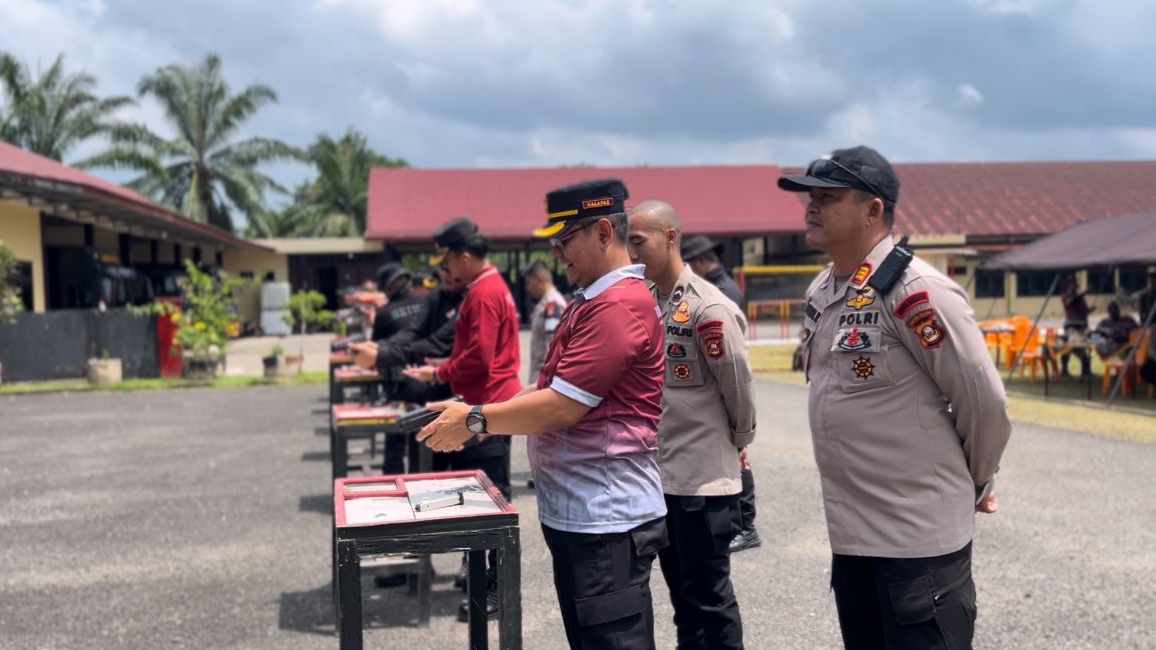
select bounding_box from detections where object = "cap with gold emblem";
[533,178,629,239]
[429,216,480,266]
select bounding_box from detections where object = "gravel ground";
[1,378,1153,649]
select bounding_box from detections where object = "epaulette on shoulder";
[867,236,914,296]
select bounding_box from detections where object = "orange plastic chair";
[1101,329,1142,395]
[1001,316,1034,371]
[1024,327,1060,383]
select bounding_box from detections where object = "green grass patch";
[0,371,328,395]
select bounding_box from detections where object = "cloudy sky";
[3,0,1156,191]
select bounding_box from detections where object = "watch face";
[467,410,485,434]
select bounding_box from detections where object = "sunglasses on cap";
[807,156,887,201]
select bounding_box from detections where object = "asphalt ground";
[1,379,1154,649]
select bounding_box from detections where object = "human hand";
[402,364,437,383]
[738,447,751,471]
[415,400,474,452]
[424,357,449,367]
[347,341,379,369]
[976,491,998,514]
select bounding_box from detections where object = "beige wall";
[222,248,290,323]
[0,200,45,312]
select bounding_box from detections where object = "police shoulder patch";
[911,314,946,349]
[894,290,930,320]
[701,329,725,359]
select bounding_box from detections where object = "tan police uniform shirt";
[803,236,1012,558]
[528,286,567,382]
[655,265,757,497]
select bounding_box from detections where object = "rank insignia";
[845,289,875,310]
[836,327,872,351]
[701,330,725,359]
[673,363,692,380]
[671,300,691,323]
[851,356,875,379]
[851,262,873,286]
[670,285,685,304]
[913,316,946,349]
[666,343,687,358]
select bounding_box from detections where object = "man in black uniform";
[359,263,428,475]
[681,235,762,553]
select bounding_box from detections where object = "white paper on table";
[406,477,504,520]
[344,495,416,525]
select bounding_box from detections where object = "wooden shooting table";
[334,470,522,650]
[328,352,355,398]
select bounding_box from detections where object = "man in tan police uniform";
[778,146,1011,650]
[521,260,568,383]
[628,199,755,649]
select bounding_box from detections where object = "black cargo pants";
[831,541,977,650]
[542,517,668,649]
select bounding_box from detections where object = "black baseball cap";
[430,216,480,265]
[777,145,900,204]
[534,178,629,239]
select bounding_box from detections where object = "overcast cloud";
[2,0,1155,191]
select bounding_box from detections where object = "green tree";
[78,54,304,233]
[0,52,135,161]
[283,289,334,373]
[0,240,24,321]
[244,128,406,238]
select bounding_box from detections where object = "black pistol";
[331,332,368,353]
[396,396,464,433]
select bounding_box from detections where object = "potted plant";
[133,260,250,380]
[262,342,284,379]
[87,348,122,385]
[282,290,335,374]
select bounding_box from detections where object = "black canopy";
[982,212,1156,270]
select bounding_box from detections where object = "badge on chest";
[831,326,881,353]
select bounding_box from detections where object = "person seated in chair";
[1092,302,1138,358]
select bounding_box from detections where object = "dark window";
[1085,266,1114,294]
[1119,265,1148,293]
[974,269,1005,298]
[14,260,33,310]
[1015,270,1062,297]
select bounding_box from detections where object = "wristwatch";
[466,405,488,434]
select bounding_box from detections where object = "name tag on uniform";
[831,326,882,353]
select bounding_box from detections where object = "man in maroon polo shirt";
[416,178,669,649]
[403,215,521,620]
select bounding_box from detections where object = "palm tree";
[293,128,407,236]
[0,52,135,161]
[78,54,303,233]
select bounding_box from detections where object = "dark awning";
[981,212,1156,270]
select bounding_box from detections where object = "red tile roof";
[0,141,267,251]
[366,165,804,242]
[889,160,1156,237]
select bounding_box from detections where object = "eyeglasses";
[807,157,886,200]
[549,220,596,251]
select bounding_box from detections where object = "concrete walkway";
[2,374,1154,648]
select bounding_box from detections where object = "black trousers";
[542,517,668,650]
[738,469,756,531]
[433,448,511,583]
[830,542,976,650]
[657,494,744,649]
